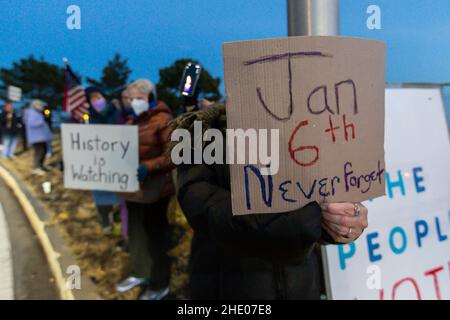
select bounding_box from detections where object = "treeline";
[0,54,222,110]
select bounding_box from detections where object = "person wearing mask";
[23,100,53,175]
[170,104,369,300]
[115,79,174,300]
[0,100,21,159]
[85,86,124,234]
[85,87,123,125]
[119,86,134,119]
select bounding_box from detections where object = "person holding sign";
[85,86,125,125]
[84,86,124,233]
[172,104,369,299]
[115,79,175,300]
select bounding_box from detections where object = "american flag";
[63,63,89,121]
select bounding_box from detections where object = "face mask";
[92,98,107,113]
[131,99,149,116]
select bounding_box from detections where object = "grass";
[0,132,192,299]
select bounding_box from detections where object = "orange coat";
[128,101,175,201]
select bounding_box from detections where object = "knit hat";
[30,99,47,111]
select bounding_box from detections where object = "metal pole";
[287,0,340,36]
[287,2,340,301]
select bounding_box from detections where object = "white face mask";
[131,99,149,116]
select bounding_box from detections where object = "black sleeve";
[14,114,22,129]
[177,163,324,258]
[0,114,5,128]
[319,228,340,245]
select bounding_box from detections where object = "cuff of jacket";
[319,228,340,245]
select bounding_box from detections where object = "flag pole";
[287,0,339,36]
[63,57,69,112]
[287,0,339,301]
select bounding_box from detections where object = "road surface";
[0,176,58,299]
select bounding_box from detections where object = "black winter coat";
[0,112,22,136]
[178,161,334,300]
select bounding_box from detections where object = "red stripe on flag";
[68,87,84,96]
[69,103,87,115]
[74,109,85,118]
[68,88,85,100]
[72,110,83,121]
[72,101,89,114]
[68,95,86,110]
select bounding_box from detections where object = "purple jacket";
[23,108,53,144]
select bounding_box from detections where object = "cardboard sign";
[223,36,386,215]
[7,86,22,102]
[61,124,139,192]
[323,87,450,300]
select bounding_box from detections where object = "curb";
[0,165,74,300]
[0,164,100,300]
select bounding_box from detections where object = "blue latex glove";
[137,164,149,183]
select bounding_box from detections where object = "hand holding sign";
[321,202,369,243]
[137,164,149,183]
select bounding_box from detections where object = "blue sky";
[0,0,449,88]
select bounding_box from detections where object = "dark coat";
[178,163,328,300]
[175,105,334,300]
[0,111,22,136]
[88,104,124,125]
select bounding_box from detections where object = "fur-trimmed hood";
[167,103,226,151]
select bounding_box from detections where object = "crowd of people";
[83,80,175,299]
[0,99,52,174]
[0,72,369,300]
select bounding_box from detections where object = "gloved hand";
[137,164,149,183]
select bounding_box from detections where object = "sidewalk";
[0,203,13,300]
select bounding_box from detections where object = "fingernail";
[320,203,329,210]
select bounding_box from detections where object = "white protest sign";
[223,36,386,215]
[7,86,22,102]
[62,124,139,192]
[323,88,450,300]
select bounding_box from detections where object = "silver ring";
[354,203,361,217]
